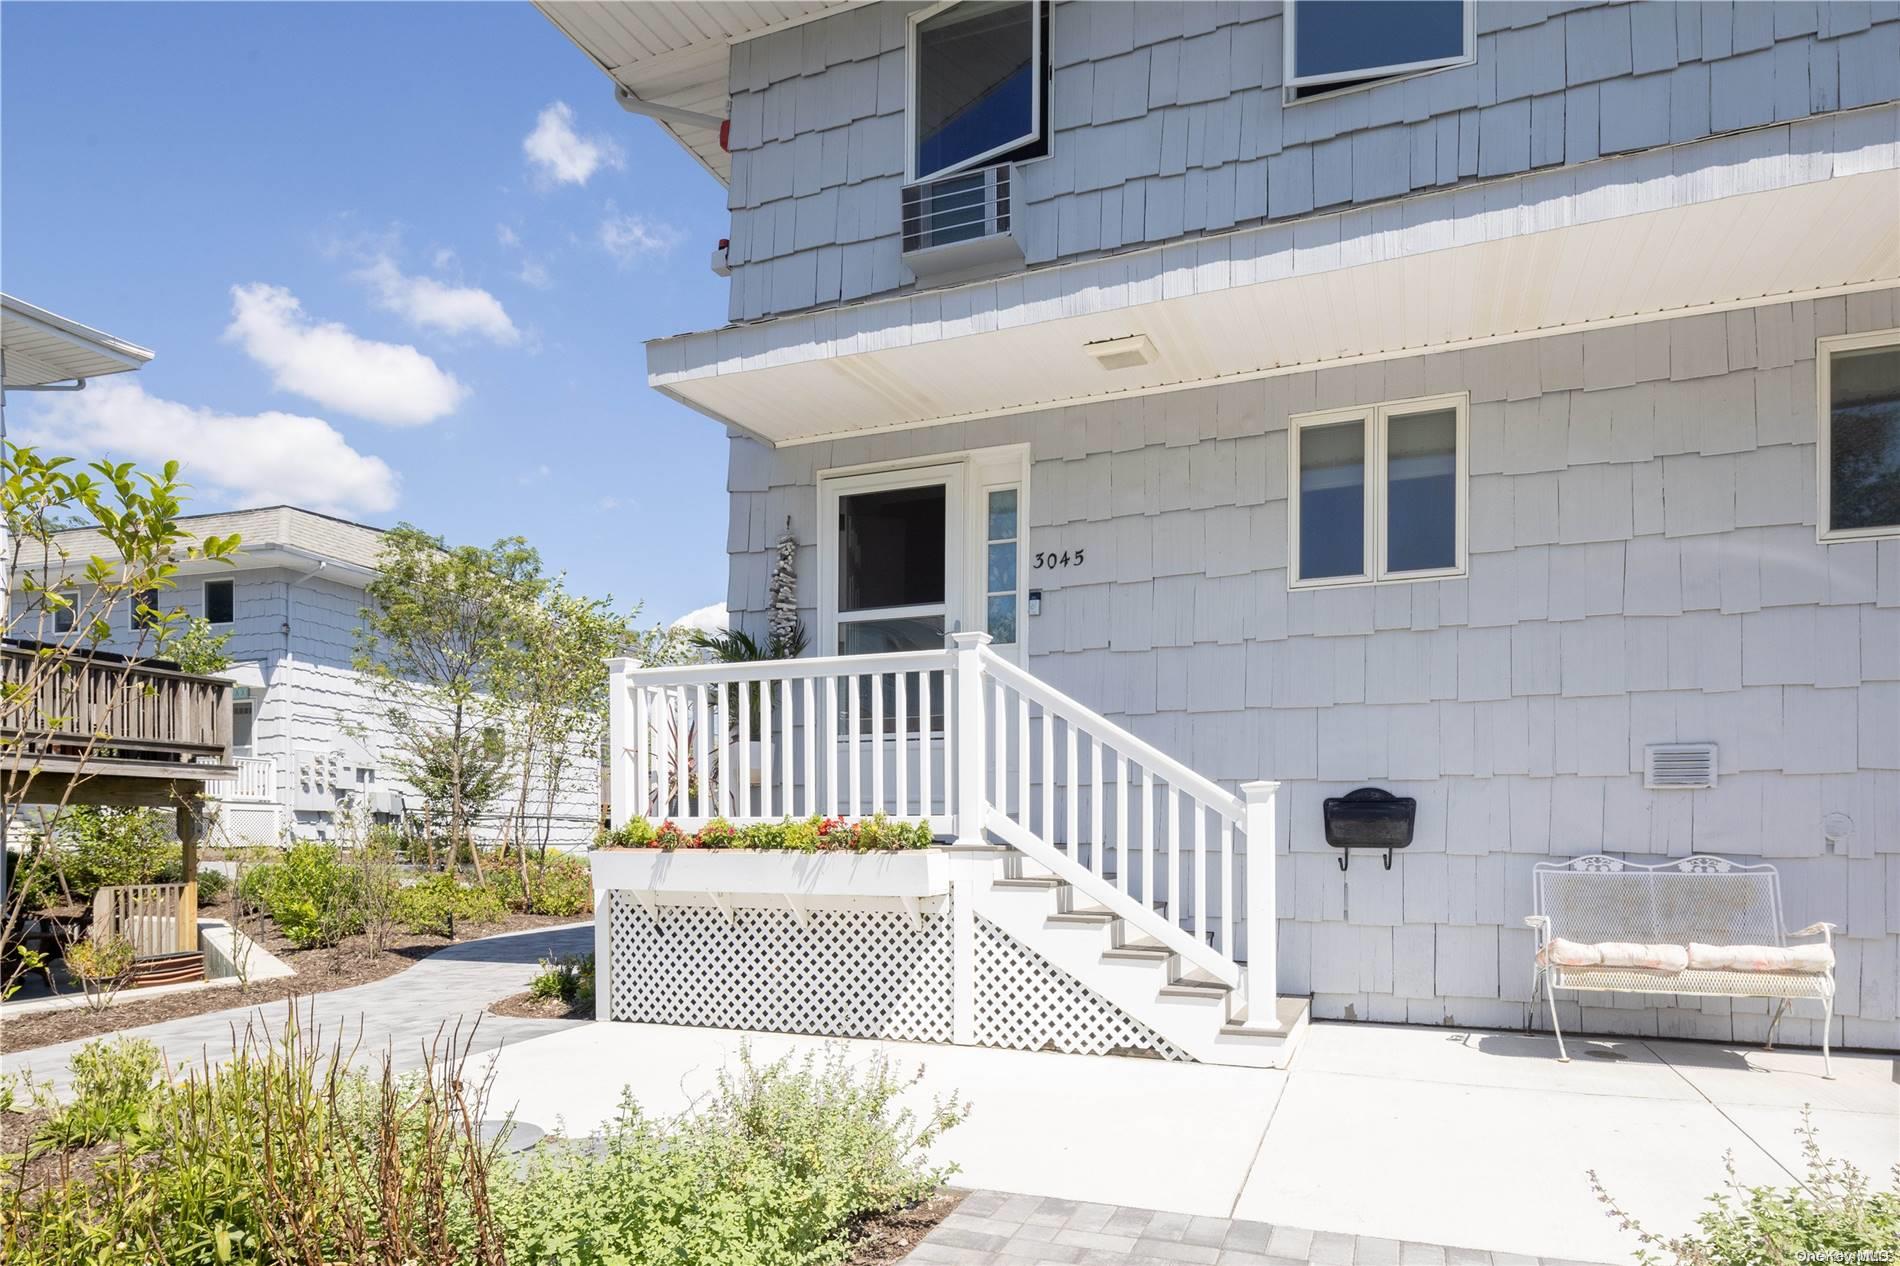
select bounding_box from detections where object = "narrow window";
[204,577,236,625]
[1290,394,1468,587]
[1819,332,1900,540]
[1286,0,1472,103]
[232,698,255,756]
[131,587,162,632]
[909,1,1046,182]
[52,590,78,634]
[985,488,1019,645]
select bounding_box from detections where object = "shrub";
[393,874,506,938]
[151,859,229,904]
[527,952,594,1008]
[54,807,172,902]
[34,1038,162,1153]
[62,935,135,1013]
[249,842,363,949]
[1593,1107,1899,1265]
[490,1044,964,1266]
[491,849,592,917]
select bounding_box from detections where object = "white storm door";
[819,463,967,657]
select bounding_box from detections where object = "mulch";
[845,1189,966,1265]
[488,989,591,1021]
[1,898,586,1055]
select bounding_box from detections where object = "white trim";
[1283,0,1474,104]
[819,462,966,659]
[1287,392,1469,590]
[905,0,1045,185]
[1816,327,1900,543]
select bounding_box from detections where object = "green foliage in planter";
[491,1044,963,1266]
[1594,1107,1899,1266]
[246,842,364,949]
[598,813,936,854]
[393,874,506,938]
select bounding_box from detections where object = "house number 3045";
[1032,549,1084,569]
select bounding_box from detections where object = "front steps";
[976,854,1309,1068]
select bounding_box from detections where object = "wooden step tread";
[992,876,1064,890]
[1047,909,1116,925]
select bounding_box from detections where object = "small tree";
[2,448,238,996]
[355,525,545,878]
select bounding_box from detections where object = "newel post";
[948,632,992,842]
[606,658,639,830]
[1240,780,1281,1030]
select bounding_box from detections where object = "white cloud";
[672,601,727,634]
[515,258,552,289]
[523,102,621,186]
[598,205,684,265]
[496,224,520,248]
[18,379,398,517]
[225,282,467,426]
[352,255,520,345]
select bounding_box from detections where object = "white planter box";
[590,847,948,900]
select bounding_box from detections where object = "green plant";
[489,1044,962,1266]
[527,951,594,1009]
[250,841,364,949]
[393,874,506,938]
[152,857,229,903]
[53,806,172,903]
[62,934,135,1013]
[33,1038,162,1153]
[1593,1107,1899,1265]
[161,615,233,675]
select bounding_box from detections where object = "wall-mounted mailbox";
[1322,787,1417,871]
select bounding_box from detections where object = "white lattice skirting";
[603,893,1190,1060]
[972,916,1190,1061]
[606,892,953,1042]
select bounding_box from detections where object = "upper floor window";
[1289,393,1467,588]
[1285,0,1473,103]
[204,577,236,626]
[130,587,162,633]
[1818,330,1900,541]
[908,1,1046,183]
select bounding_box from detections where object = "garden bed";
[488,988,590,1021]
[1,897,583,1055]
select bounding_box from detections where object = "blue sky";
[3,1,734,625]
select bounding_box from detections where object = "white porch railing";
[205,755,276,802]
[608,633,1280,1011]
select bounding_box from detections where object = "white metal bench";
[1526,856,1837,1077]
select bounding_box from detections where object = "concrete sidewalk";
[6,922,593,1093]
[474,1020,1897,1262]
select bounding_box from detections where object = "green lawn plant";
[1593,1106,1899,1265]
[392,874,507,938]
[243,842,364,949]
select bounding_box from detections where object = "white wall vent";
[1644,742,1718,789]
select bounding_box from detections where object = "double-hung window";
[130,587,163,632]
[204,577,236,626]
[1289,393,1467,588]
[1817,330,1900,541]
[908,1,1046,183]
[1284,0,1474,103]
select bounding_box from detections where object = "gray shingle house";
[546,1,1900,1061]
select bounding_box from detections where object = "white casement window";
[204,577,236,626]
[907,0,1046,183]
[1284,0,1474,103]
[1817,330,1900,542]
[1288,393,1468,588]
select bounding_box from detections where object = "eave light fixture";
[1084,333,1157,371]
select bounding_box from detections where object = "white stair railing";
[205,755,276,802]
[608,634,1278,1016]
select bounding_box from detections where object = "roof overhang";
[1,294,154,389]
[535,1,855,185]
[648,107,1900,448]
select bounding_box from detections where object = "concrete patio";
[475,1020,1898,1263]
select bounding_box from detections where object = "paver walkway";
[902,1192,1618,1266]
[5,922,592,1093]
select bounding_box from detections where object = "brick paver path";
[901,1191,1622,1266]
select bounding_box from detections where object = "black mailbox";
[1322,787,1417,871]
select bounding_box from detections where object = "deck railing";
[1,645,232,763]
[608,633,1279,1010]
[206,755,276,802]
[92,881,199,957]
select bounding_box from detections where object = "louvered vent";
[1645,742,1718,789]
[899,166,1023,282]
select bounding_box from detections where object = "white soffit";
[649,108,1900,446]
[535,1,854,184]
[1,293,154,389]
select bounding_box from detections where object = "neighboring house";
[16,507,600,850]
[547,1,1900,1057]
